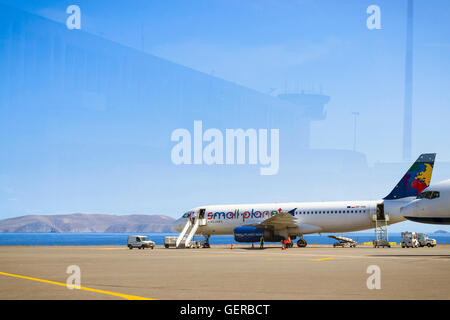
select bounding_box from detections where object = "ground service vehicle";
[417,233,437,247]
[127,235,155,249]
[164,236,201,248]
[329,235,357,247]
[401,231,419,248]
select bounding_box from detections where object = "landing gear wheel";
[297,239,307,248]
[203,235,211,248]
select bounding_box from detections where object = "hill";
[0,214,176,233]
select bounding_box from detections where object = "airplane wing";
[246,209,323,234]
[247,212,298,229]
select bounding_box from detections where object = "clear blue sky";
[1,0,450,233]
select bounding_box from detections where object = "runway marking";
[184,251,442,261]
[0,271,153,300]
[88,248,126,250]
[312,257,334,262]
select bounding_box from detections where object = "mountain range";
[0,213,176,233]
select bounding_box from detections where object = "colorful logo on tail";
[384,153,436,200]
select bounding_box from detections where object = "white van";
[127,235,155,249]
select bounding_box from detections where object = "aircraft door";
[198,208,207,226]
[376,203,385,221]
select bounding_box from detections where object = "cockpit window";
[417,191,440,199]
[418,191,431,199]
[182,212,192,218]
[432,191,440,199]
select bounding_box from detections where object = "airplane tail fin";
[383,153,436,200]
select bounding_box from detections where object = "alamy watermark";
[66,265,81,290]
[366,5,381,30]
[366,265,381,290]
[66,5,81,30]
[171,121,279,175]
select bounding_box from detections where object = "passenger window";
[136,237,140,242]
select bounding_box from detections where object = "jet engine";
[233,226,284,242]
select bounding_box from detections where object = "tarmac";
[0,244,449,300]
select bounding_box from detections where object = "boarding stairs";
[372,203,390,248]
[176,213,206,248]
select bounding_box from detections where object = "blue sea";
[0,232,449,246]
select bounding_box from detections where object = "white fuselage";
[174,199,411,236]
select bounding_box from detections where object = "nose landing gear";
[202,235,211,248]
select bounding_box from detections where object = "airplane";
[400,179,450,225]
[173,153,436,248]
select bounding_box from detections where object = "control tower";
[277,92,330,149]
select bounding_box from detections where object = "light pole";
[403,0,414,161]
